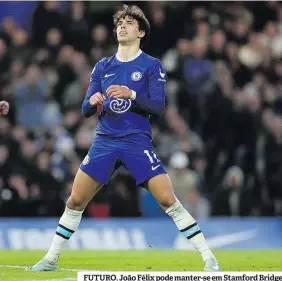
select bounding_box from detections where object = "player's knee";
[158,196,177,210]
[67,196,86,211]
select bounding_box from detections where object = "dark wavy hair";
[113,5,151,47]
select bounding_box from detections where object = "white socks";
[166,200,215,262]
[44,201,214,263]
[44,206,83,263]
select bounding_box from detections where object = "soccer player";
[28,5,220,272]
[0,101,9,115]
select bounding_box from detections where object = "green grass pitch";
[0,250,281,281]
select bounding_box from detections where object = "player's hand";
[106,85,132,99]
[89,92,106,106]
[0,101,9,115]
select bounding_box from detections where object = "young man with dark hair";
[28,5,220,272]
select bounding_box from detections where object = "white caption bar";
[77,272,282,281]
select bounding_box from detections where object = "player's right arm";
[82,61,105,118]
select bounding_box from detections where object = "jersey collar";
[116,49,143,62]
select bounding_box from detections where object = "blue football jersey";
[82,51,167,138]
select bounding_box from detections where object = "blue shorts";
[80,134,167,185]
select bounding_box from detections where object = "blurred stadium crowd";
[0,1,282,218]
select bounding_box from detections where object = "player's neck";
[117,43,141,62]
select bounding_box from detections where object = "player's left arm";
[134,61,167,116]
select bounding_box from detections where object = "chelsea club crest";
[131,71,142,81]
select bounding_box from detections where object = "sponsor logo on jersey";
[110,99,132,113]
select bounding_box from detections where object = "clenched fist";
[89,92,106,106]
[106,85,132,99]
[0,101,9,115]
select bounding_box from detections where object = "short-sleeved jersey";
[82,51,167,138]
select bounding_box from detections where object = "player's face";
[116,16,144,45]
